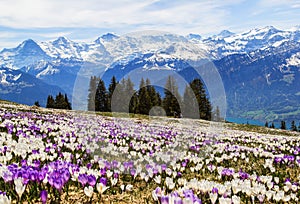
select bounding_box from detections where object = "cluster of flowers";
[0,102,299,203]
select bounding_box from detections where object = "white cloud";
[0,0,299,50]
[0,0,244,33]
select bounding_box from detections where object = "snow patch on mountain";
[285,52,300,67]
[36,64,60,79]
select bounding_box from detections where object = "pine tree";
[265,121,269,128]
[54,92,67,109]
[64,94,72,110]
[147,79,161,108]
[46,95,55,108]
[270,122,275,128]
[137,78,151,115]
[163,76,181,117]
[291,121,298,131]
[95,79,108,112]
[34,101,40,107]
[124,78,136,113]
[130,92,139,113]
[189,78,212,120]
[280,120,286,130]
[182,85,198,118]
[213,106,221,122]
[87,76,100,111]
[107,76,118,112]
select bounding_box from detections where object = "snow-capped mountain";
[204,26,300,58]
[0,26,300,122]
[0,66,64,106]
[0,39,51,69]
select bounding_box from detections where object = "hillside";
[0,101,299,203]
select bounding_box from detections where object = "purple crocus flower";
[239,171,249,180]
[174,196,183,204]
[130,168,136,177]
[113,172,119,179]
[212,187,218,194]
[40,190,48,204]
[78,174,88,186]
[99,177,107,186]
[161,164,167,171]
[274,157,282,164]
[100,168,106,176]
[61,169,70,183]
[222,168,234,177]
[87,175,96,186]
[53,178,63,191]
[160,195,169,204]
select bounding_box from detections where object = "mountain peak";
[17,39,41,51]
[101,33,119,41]
[246,26,280,35]
[187,33,202,40]
[53,36,72,45]
[218,30,235,38]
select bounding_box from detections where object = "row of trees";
[46,92,72,110]
[88,75,214,120]
[265,120,300,132]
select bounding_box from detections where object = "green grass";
[226,121,299,136]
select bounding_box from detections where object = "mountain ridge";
[0,26,300,122]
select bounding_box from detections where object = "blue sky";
[0,0,300,49]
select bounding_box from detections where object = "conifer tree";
[280,120,286,130]
[182,85,198,118]
[270,122,275,128]
[54,92,67,109]
[265,121,269,128]
[124,78,136,113]
[34,101,40,107]
[213,106,221,122]
[146,79,161,108]
[95,79,108,112]
[107,76,118,112]
[64,94,72,110]
[189,78,212,120]
[137,78,151,115]
[46,95,55,108]
[291,121,298,131]
[87,76,100,111]
[163,76,181,117]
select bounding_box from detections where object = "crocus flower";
[87,175,96,186]
[96,182,109,194]
[78,174,88,186]
[152,187,162,201]
[14,177,26,199]
[84,186,94,198]
[0,192,11,204]
[160,195,169,204]
[40,190,47,204]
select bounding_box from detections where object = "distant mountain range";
[0,26,299,122]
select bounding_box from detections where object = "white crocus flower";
[209,193,218,204]
[232,195,240,204]
[218,197,231,204]
[111,176,118,186]
[96,183,109,194]
[154,175,161,184]
[165,177,175,190]
[125,184,133,192]
[14,178,26,199]
[0,193,11,204]
[274,177,279,184]
[106,170,113,178]
[84,186,94,198]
